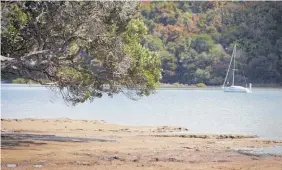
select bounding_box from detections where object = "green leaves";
[1,2,163,105]
[123,19,161,95]
[139,1,282,85]
[123,19,148,43]
[10,4,29,26]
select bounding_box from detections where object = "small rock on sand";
[6,164,17,168]
[39,160,48,163]
[33,164,43,168]
[74,161,90,166]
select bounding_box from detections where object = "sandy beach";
[1,118,282,170]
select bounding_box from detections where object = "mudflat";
[1,118,282,170]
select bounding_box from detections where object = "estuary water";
[1,84,282,139]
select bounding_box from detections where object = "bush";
[12,78,28,84]
[196,82,207,87]
[191,34,215,53]
[12,78,35,84]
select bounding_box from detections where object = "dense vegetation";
[1,1,161,104]
[1,2,282,104]
[140,1,282,85]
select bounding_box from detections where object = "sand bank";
[1,118,282,170]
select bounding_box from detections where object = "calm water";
[1,84,282,139]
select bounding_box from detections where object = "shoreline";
[2,83,282,89]
[1,118,260,139]
[2,118,282,170]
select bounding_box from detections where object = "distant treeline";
[140,1,282,85]
[3,2,282,87]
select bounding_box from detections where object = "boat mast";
[222,44,236,87]
[232,44,236,86]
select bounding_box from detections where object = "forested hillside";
[140,1,282,85]
[2,1,282,87]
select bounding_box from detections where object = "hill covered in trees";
[140,1,282,85]
[2,1,282,89]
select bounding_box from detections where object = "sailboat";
[222,44,252,93]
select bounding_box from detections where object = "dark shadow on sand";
[1,133,117,150]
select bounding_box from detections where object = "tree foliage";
[1,1,161,105]
[140,1,282,85]
[226,2,282,84]
[2,1,282,105]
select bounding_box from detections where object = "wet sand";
[1,118,282,170]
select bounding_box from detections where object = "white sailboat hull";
[222,44,252,93]
[223,86,251,93]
